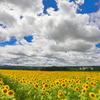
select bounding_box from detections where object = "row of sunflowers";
[0,70,100,100]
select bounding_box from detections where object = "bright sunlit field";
[0,70,100,100]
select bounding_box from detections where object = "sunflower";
[75,80,79,83]
[76,83,80,86]
[42,81,45,85]
[1,88,8,94]
[0,82,3,86]
[55,81,60,85]
[82,84,86,88]
[33,82,36,85]
[89,92,96,98]
[6,90,15,97]
[42,87,46,91]
[17,79,20,81]
[29,81,33,85]
[0,78,2,81]
[90,82,94,86]
[34,83,39,89]
[85,85,90,89]
[85,82,89,84]
[45,92,49,96]
[20,80,23,83]
[64,79,67,82]
[41,90,45,93]
[43,84,49,88]
[86,77,90,80]
[92,78,95,81]
[58,79,62,82]
[82,89,87,94]
[71,79,75,82]
[24,84,27,87]
[50,84,54,88]
[58,90,63,94]
[95,79,98,81]
[68,84,74,88]
[74,88,79,92]
[68,80,71,83]
[79,81,82,84]
[57,92,65,98]
[42,87,46,93]
[93,83,97,86]
[95,78,99,81]
[46,79,50,82]
[4,85,10,90]
[61,83,66,88]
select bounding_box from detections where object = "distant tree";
[40,66,69,71]
[85,67,92,71]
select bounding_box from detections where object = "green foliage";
[68,68,79,71]
[41,66,69,71]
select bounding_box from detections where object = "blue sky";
[0,0,100,66]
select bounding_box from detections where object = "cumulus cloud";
[89,9,100,28]
[0,0,100,66]
[0,10,16,26]
[0,0,43,13]
[0,0,43,41]
[75,0,84,5]
[50,40,94,52]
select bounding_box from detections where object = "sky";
[0,0,100,66]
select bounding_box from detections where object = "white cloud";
[0,0,100,66]
[50,40,94,52]
[0,10,16,26]
[89,9,100,28]
[0,0,43,13]
[75,0,84,5]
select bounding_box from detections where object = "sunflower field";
[0,70,100,100]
